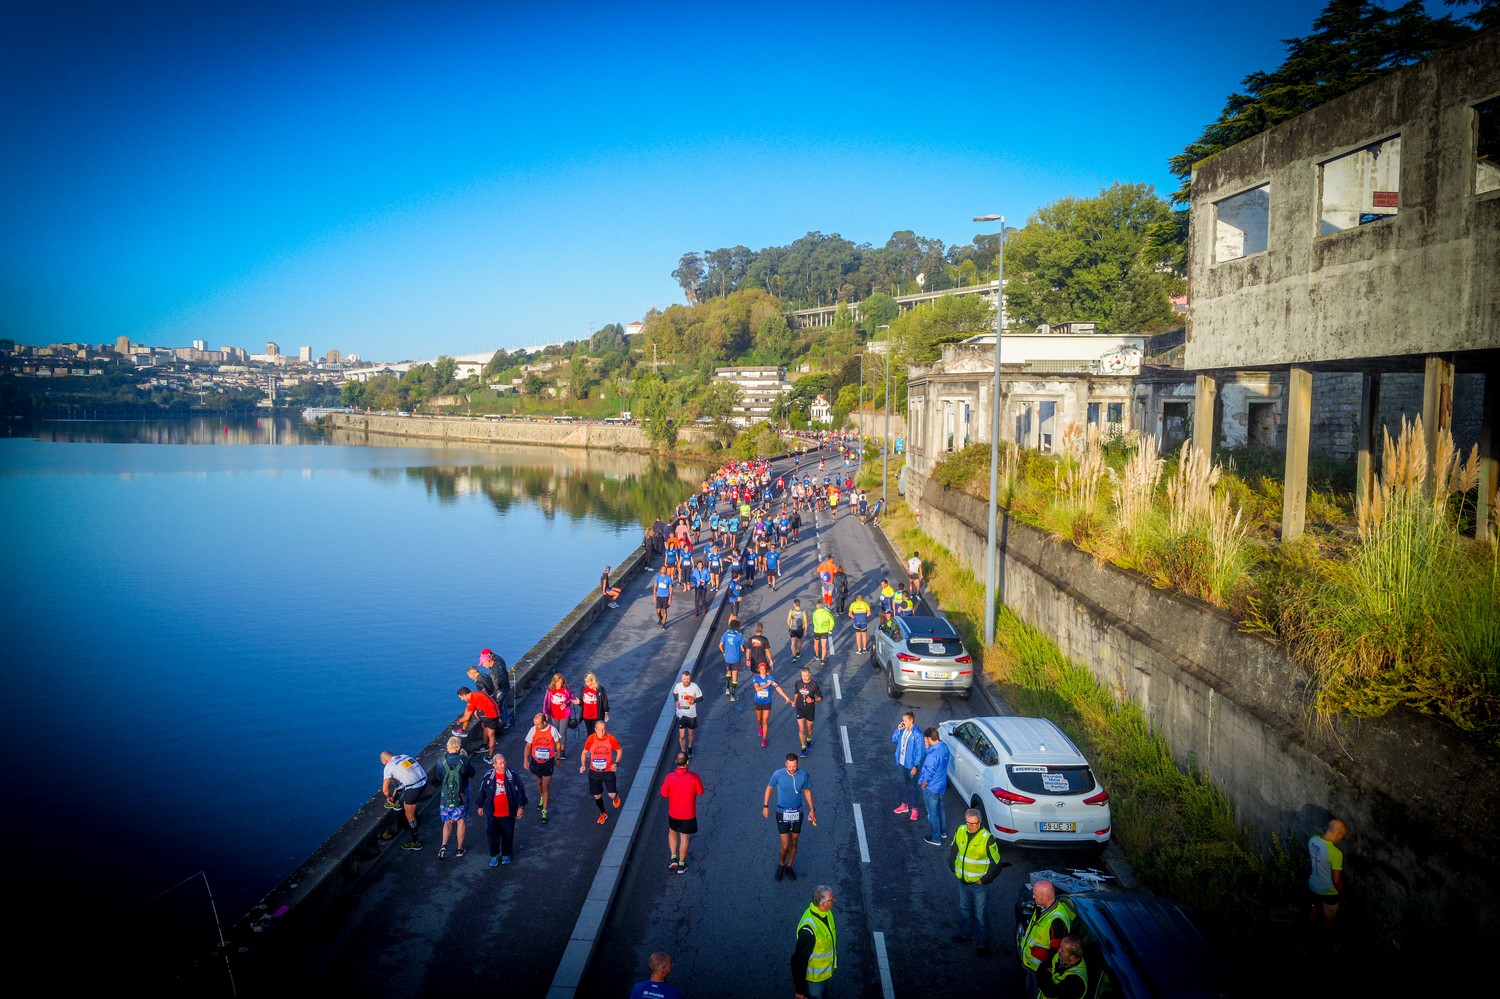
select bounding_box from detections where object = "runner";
[811,602,836,664]
[523,712,562,824]
[906,550,925,598]
[765,542,780,590]
[690,557,712,617]
[786,599,808,661]
[726,571,743,619]
[749,659,792,749]
[601,566,622,609]
[707,543,723,589]
[816,554,838,607]
[672,669,704,759]
[574,672,610,726]
[455,684,501,759]
[847,592,872,656]
[720,617,746,701]
[579,720,623,825]
[879,577,896,626]
[763,753,816,882]
[660,752,706,874]
[542,673,574,760]
[651,562,674,628]
[791,665,824,757]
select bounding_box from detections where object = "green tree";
[1002,183,1182,335]
[694,379,741,448]
[1168,0,1485,205]
[755,313,795,365]
[568,353,591,401]
[672,253,706,305]
[635,375,683,450]
[523,373,545,398]
[858,292,899,336]
[339,380,366,407]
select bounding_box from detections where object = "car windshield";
[1006,764,1097,796]
[903,617,958,639]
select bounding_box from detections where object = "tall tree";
[672,252,706,305]
[1002,183,1182,335]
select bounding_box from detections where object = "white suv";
[937,716,1111,852]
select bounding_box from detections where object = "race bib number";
[533,747,552,761]
[591,756,609,771]
[781,809,802,823]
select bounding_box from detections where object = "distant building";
[192,339,206,351]
[810,394,833,425]
[299,345,312,363]
[266,341,280,357]
[115,335,130,356]
[714,365,791,426]
[625,321,645,337]
[325,348,342,363]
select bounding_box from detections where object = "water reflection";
[11,415,317,445]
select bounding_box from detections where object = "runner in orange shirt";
[579,720,624,825]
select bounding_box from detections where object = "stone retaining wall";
[324,413,716,451]
[908,468,1499,950]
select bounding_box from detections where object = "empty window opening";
[1162,402,1191,451]
[1213,184,1270,262]
[1247,402,1278,447]
[1477,97,1500,195]
[1319,136,1401,235]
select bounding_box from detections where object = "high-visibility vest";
[952,826,998,883]
[796,904,837,982]
[1021,900,1074,971]
[1038,955,1088,999]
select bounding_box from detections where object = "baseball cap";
[480,648,494,659]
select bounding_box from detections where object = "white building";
[713,365,792,426]
[810,394,833,425]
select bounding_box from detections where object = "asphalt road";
[583,483,1069,998]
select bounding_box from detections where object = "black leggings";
[486,815,516,859]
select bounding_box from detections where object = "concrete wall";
[1187,30,1500,369]
[907,467,1500,950]
[323,413,715,451]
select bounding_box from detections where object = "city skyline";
[5,0,1335,361]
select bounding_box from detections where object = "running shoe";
[456,848,466,859]
[675,863,687,875]
[775,865,785,882]
[541,809,549,824]
[437,846,447,860]
[596,813,608,825]
[800,747,808,758]
[489,856,500,868]
[762,737,768,748]
[785,867,798,881]
[923,837,942,847]
[501,856,511,865]
[893,803,910,814]
[612,795,621,809]
[670,857,679,871]
[910,809,920,821]
[401,839,423,851]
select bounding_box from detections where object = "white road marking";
[873,930,896,998]
[832,672,842,700]
[840,724,852,764]
[852,803,871,863]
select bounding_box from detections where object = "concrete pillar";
[1192,373,1218,459]
[1479,371,1497,542]
[1422,354,1455,457]
[1281,367,1313,542]
[1355,371,1381,518]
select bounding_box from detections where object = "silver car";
[872,615,973,698]
[938,716,1111,851]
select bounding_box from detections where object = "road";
[584,478,1059,998]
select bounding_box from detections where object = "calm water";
[0,416,702,935]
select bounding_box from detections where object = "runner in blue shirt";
[691,559,712,617]
[763,755,816,881]
[727,573,743,618]
[707,545,723,588]
[719,619,746,700]
[749,655,792,749]
[740,545,756,591]
[651,566,673,628]
[765,544,781,590]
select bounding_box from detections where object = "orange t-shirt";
[582,734,621,772]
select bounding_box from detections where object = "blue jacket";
[892,724,923,769]
[919,741,950,794]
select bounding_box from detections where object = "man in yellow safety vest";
[791,885,837,999]
[949,807,1005,956]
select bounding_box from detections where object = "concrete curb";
[546,574,732,995]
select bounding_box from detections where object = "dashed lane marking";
[852,802,871,863]
[840,723,852,764]
[873,930,896,998]
[832,672,842,700]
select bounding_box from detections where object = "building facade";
[713,365,791,426]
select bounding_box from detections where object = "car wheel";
[886,669,901,699]
[957,687,971,700]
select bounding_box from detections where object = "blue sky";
[3,0,1337,362]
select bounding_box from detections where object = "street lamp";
[878,324,891,507]
[974,214,1006,646]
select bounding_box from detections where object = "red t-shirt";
[467,691,498,719]
[580,687,603,719]
[659,767,705,820]
[491,775,510,817]
[546,688,571,720]
[583,734,620,772]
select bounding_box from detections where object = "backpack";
[440,755,467,809]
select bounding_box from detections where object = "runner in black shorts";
[791,666,823,757]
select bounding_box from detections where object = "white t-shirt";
[907,556,922,576]
[383,754,427,789]
[673,681,704,718]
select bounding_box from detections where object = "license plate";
[925,670,954,680]
[1040,821,1077,833]
[929,643,947,654]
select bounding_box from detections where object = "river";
[0,416,705,934]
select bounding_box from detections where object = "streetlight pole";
[974,214,1006,646]
[855,353,865,439]
[879,324,891,507]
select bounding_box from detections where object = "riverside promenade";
[214,455,793,994]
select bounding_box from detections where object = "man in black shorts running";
[791,666,824,757]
